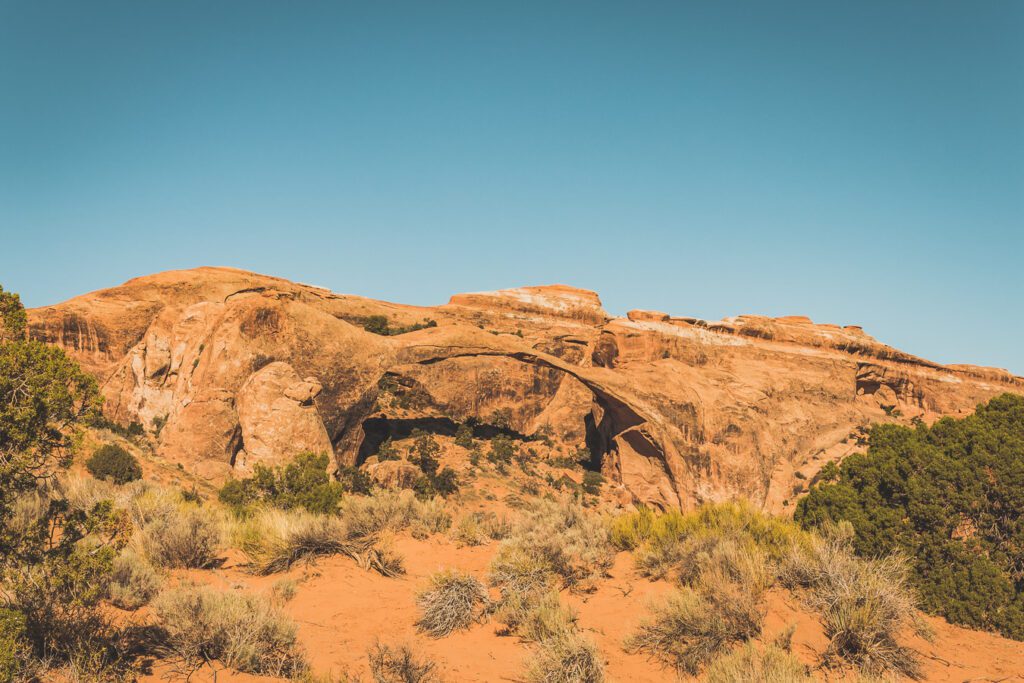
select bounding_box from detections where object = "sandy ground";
[138,533,1024,683]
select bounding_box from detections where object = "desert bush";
[609,505,656,550]
[705,643,810,683]
[409,496,452,538]
[503,590,578,643]
[796,393,1024,640]
[235,507,403,576]
[625,578,764,675]
[11,544,130,678]
[451,510,511,546]
[0,607,31,682]
[107,549,161,610]
[154,584,307,677]
[580,471,603,496]
[340,489,420,538]
[85,444,142,485]
[367,642,439,683]
[272,578,299,603]
[141,503,222,569]
[525,633,604,683]
[415,570,489,638]
[490,499,613,592]
[780,530,923,678]
[622,501,808,581]
[219,451,344,515]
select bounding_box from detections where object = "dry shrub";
[153,584,307,678]
[340,489,426,538]
[367,642,439,683]
[525,633,605,683]
[409,496,453,538]
[780,530,923,679]
[705,643,810,683]
[235,507,403,577]
[141,503,222,569]
[491,499,613,591]
[626,577,764,675]
[451,510,512,546]
[415,570,489,638]
[511,590,578,644]
[272,578,299,603]
[107,549,161,610]
[234,507,403,576]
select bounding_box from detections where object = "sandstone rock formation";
[28,267,1024,510]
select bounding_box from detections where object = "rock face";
[28,267,1024,509]
[234,362,333,472]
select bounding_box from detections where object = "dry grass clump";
[107,549,161,610]
[506,590,578,643]
[415,569,490,638]
[705,643,810,683]
[525,633,605,683]
[780,530,923,679]
[153,584,307,678]
[626,574,765,675]
[233,507,404,576]
[140,503,223,569]
[367,642,439,683]
[409,496,453,538]
[491,499,613,591]
[450,510,512,546]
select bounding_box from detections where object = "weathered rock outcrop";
[28,267,1024,509]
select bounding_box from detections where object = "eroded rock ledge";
[27,267,1023,510]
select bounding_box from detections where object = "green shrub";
[487,434,518,466]
[154,584,307,677]
[415,570,489,638]
[581,471,603,496]
[218,452,344,515]
[0,607,30,682]
[85,444,142,484]
[795,393,1024,640]
[455,423,475,448]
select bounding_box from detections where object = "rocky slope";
[28,267,1023,511]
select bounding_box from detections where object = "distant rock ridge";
[27,267,1023,511]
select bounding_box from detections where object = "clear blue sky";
[1,1,1022,373]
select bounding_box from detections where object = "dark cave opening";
[355,415,534,466]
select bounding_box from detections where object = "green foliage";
[356,315,437,336]
[376,437,400,461]
[338,465,373,495]
[795,393,1024,640]
[0,284,27,341]
[0,340,101,537]
[581,471,603,496]
[218,451,344,515]
[454,423,475,448]
[487,434,518,466]
[407,431,459,498]
[86,444,142,484]
[0,607,30,682]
